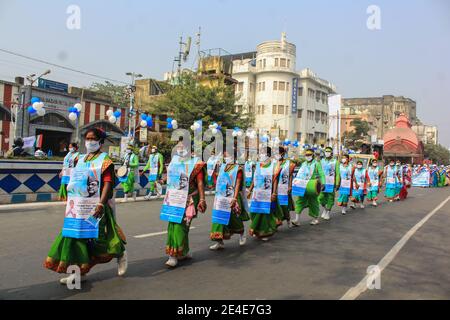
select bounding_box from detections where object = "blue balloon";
[114,111,121,118]
[146,119,153,127]
[141,114,147,120]
[217,126,222,130]
[167,123,173,129]
[31,97,40,104]
[167,117,173,123]
[28,106,36,114]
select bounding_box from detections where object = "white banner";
[23,136,36,149]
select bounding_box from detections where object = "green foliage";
[424,144,450,164]
[149,74,254,131]
[89,82,128,108]
[349,119,370,139]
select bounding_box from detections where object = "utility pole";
[20,69,51,138]
[125,72,142,143]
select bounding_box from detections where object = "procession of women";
[44,128,450,283]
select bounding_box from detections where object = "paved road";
[0,187,449,300]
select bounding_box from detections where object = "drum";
[117,166,129,178]
[305,179,321,196]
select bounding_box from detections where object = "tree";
[89,81,128,107]
[349,119,370,140]
[424,144,450,164]
[148,74,254,131]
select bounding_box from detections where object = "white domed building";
[232,33,337,145]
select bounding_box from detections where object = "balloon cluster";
[260,134,269,143]
[283,139,291,146]
[28,97,46,116]
[190,120,202,132]
[166,118,178,130]
[68,103,83,121]
[107,109,122,124]
[232,127,243,137]
[292,141,300,148]
[246,129,257,139]
[208,122,221,135]
[140,114,153,128]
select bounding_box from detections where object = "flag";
[35,134,43,148]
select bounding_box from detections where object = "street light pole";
[20,69,51,139]
[125,72,142,143]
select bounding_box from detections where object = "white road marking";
[341,195,450,300]
[134,226,199,239]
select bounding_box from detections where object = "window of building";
[274,58,279,67]
[263,59,266,68]
[237,82,244,92]
[236,105,243,113]
[273,81,278,91]
[272,105,277,114]
[316,91,321,102]
[297,133,302,141]
[250,83,254,92]
[279,82,285,91]
[261,105,265,114]
[285,106,289,115]
[315,111,320,122]
[249,105,255,113]
[287,59,290,68]
[262,82,265,91]
[297,109,303,118]
[286,82,290,92]
[280,58,287,67]
[298,87,303,96]
[278,105,284,114]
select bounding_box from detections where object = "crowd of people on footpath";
[44,127,450,283]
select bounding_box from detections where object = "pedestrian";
[160,142,207,268]
[142,145,164,200]
[247,147,278,241]
[319,147,340,221]
[394,160,403,201]
[210,151,249,250]
[350,160,369,209]
[384,159,398,202]
[58,142,80,201]
[206,150,221,192]
[273,146,296,228]
[119,144,139,201]
[367,159,382,207]
[44,128,128,284]
[337,154,352,215]
[291,148,325,226]
[399,163,411,200]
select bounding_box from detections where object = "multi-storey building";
[231,33,336,144]
[411,124,438,145]
[341,95,418,142]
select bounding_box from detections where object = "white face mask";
[69,148,75,153]
[325,152,332,158]
[224,157,233,164]
[357,165,363,169]
[85,141,100,153]
[259,154,268,162]
[177,149,188,157]
[305,156,313,162]
[341,159,347,164]
[275,154,282,161]
[151,149,156,153]
[373,163,378,167]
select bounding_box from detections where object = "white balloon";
[74,103,83,111]
[232,131,238,137]
[190,125,195,131]
[212,128,218,135]
[237,131,243,137]
[109,116,117,124]
[213,123,218,129]
[172,123,178,130]
[171,119,177,126]
[106,110,114,117]
[37,108,46,116]
[140,120,147,128]
[69,112,78,121]
[33,102,44,111]
[194,122,201,130]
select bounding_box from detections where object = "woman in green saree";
[209,151,250,250]
[248,147,279,241]
[44,128,127,284]
[163,142,207,268]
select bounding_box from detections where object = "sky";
[0,0,449,147]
